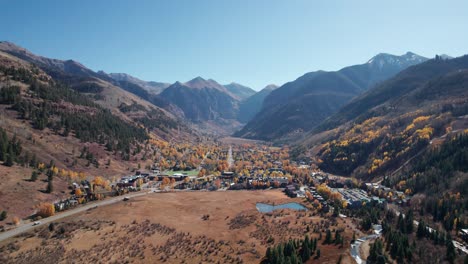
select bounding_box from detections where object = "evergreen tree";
[31,171,38,181]
[334,230,341,244]
[324,229,332,244]
[301,245,311,262]
[46,170,54,193]
[406,209,414,233]
[0,210,7,221]
[446,240,456,264]
[5,149,13,166]
[417,220,426,238]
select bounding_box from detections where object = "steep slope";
[307,55,468,180]
[160,77,241,133]
[0,53,152,218]
[0,41,186,140]
[235,52,428,140]
[223,82,256,100]
[237,84,278,123]
[316,54,464,132]
[0,41,111,82]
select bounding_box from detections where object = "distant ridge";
[237,84,278,123]
[235,52,428,140]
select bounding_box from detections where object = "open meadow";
[0,190,355,264]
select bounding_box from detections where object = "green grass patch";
[163,170,199,176]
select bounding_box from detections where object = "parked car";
[33,221,41,226]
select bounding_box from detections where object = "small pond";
[256,202,307,213]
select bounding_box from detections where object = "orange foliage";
[37,202,55,218]
[12,216,20,225]
[75,188,83,196]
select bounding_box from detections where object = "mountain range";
[100,72,171,94]
[0,41,273,135]
[0,41,188,140]
[237,84,278,123]
[235,52,429,140]
[160,77,240,122]
[303,54,468,180]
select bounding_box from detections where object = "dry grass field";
[0,190,356,264]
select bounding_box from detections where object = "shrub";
[12,216,20,225]
[36,202,55,218]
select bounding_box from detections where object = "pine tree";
[46,170,54,193]
[5,150,13,166]
[417,220,426,238]
[324,229,332,244]
[406,209,414,233]
[301,245,311,262]
[31,171,38,181]
[266,247,272,261]
[0,210,7,221]
[334,230,341,244]
[47,179,53,193]
[446,240,456,264]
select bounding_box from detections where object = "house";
[220,171,234,179]
[285,184,297,197]
[460,229,468,242]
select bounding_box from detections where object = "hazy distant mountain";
[223,82,256,100]
[160,77,240,122]
[439,54,453,60]
[237,84,278,123]
[102,72,171,94]
[234,52,428,140]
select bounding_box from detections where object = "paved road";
[0,191,148,243]
[351,234,380,264]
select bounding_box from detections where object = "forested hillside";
[313,56,468,180]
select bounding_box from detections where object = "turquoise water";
[256,202,307,213]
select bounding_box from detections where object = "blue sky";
[1,0,467,90]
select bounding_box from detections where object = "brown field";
[0,190,356,264]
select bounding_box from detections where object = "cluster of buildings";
[365,182,410,206]
[285,184,306,198]
[116,173,148,189]
[332,188,376,209]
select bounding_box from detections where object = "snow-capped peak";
[367,52,428,70]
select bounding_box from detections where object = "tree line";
[263,234,320,264]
